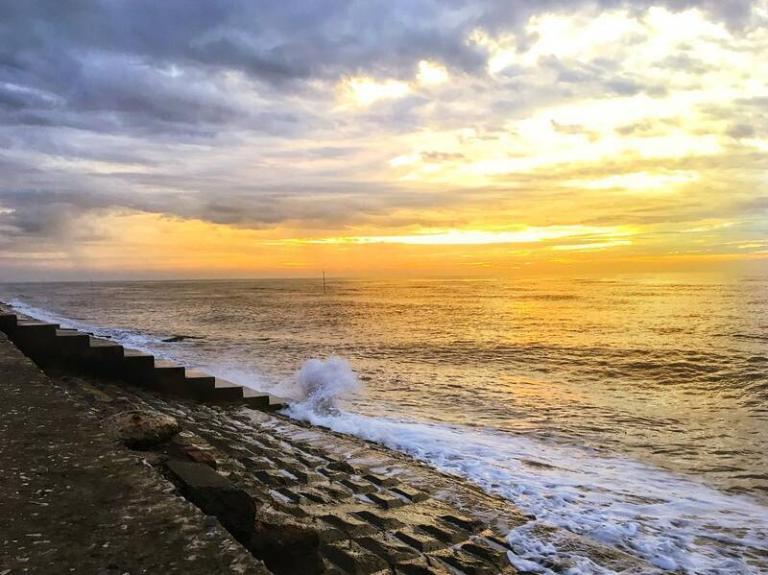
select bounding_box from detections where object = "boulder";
[108,410,181,449]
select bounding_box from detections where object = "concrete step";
[267,396,288,411]
[184,368,216,398]
[86,336,124,357]
[14,320,59,339]
[83,336,124,375]
[1,310,286,410]
[55,328,90,345]
[11,321,60,362]
[0,312,17,333]
[53,329,91,361]
[121,348,156,385]
[153,359,187,395]
[242,388,288,411]
[242,388,271,409]
[208,378,244,402]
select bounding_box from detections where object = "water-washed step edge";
[0,306,286,411]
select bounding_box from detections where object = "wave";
[287,403,768,574]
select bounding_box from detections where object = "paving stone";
[327,460,359,473]
[368,491,407,510]
[341,478,377,494]
[363,473,399,487]
[314,523,347,544]
[354,510,406,530]
[319,467,347,481]
[357,535,422,563]
[322,485,355,501]
[299,488,334,504]
[418,523,470,544]
[460,538,511,568]
[320,512,378,538]
[295,452,329,468]
[439,513,484,533]
[396,528,447,552]
[288,467,328,485]
[269,489,297,506]
[430,548,507,575]
[253,468,296,488]
[391,485,430,503]
[0,315,665,575]
[395,562,453,575]
[242,455,277,471]
[321,540,390,575]
[276,487,306,504]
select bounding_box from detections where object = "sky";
[0,0,767,280]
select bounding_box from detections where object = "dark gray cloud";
[0,0,764,264]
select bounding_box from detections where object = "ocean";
[1,275,767,574]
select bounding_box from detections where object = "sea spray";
[293,356,360,414]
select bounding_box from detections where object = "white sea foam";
[287,402,768,575]
[293,356,361,412]
[9,300,768,574]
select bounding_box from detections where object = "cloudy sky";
[1,0,767,280]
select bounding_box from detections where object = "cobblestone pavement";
[54,373,660,574]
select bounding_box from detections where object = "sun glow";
[566,171,699,192]
[285,226,634,246]
[340,76,411,106]
[416,60,449,86]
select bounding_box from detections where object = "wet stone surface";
[0,334,267,575]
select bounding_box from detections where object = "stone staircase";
[0,309,286,411]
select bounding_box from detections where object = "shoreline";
[0,302,661,574]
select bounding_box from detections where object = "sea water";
[2,275,767,573]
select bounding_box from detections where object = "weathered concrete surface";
[47,369,662,575]
[0,333,269,574]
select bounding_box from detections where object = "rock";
[165,460,255,544]
[162,334,204,342]
[108,410,181,449]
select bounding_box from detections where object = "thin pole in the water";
[322,271,327,294]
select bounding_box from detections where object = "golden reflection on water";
[2,273,766,499]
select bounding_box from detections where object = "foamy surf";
[9,300,768,574]
[287,404,768,574]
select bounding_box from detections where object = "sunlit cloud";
[552,240,632,251]
[416,60,449,86]
[340,76,412,107]
[565,171,699,192]
[283,225,634,246]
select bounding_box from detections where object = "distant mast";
[322,271,327,294]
